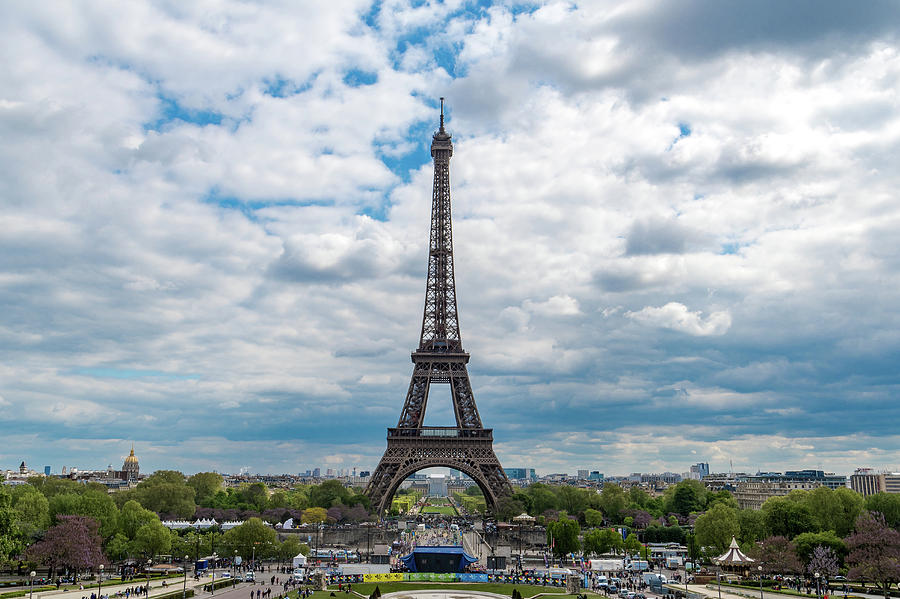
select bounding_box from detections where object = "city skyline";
[2,2,900,475]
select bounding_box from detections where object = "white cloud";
[626,302,732,336]
[1,1,899,475]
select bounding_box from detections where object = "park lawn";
[333,582,572,597]
[420,506,457,515]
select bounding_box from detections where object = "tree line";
[0,473,373,576]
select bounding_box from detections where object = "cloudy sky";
[2,1,900,478]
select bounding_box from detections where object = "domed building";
[122,445,140,481]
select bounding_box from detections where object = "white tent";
[292,553,307,568]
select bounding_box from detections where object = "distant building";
[577,469,589,480]
[428,474,448,496]
[122,445,140,481]
[689,463,710,480]
[851,468,900,496]
[44,466,51,476]
[589,471,604,481]
[504,467,529,480]
[312,467,320,477]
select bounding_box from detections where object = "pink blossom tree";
[27,515,105,579]
[845,511,900,598]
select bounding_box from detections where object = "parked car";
[244,572,255,582]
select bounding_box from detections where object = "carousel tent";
[292,553,307,568]
[714,537,754,574]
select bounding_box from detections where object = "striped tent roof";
[714,537,755,564]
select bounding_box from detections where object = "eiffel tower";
[365,100,510,515]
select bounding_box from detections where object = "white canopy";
[513,513,536,523]
[714,537,755,565]
[292,553,307,568]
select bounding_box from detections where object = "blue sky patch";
[343,69,378,87]
[144,94,225,131]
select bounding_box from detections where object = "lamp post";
[717,571,722,599]
[758,565,764,599]
[234,551,238,584]
[29,571,36,599]
[98,564,104,599]
[814,572,820,599]
[146,559,152,599]
[183,556,189,599]
[211,553,217,595]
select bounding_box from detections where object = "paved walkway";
[31,571,246,599]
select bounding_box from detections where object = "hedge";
[0,586,56,598]
[153,589,195,599]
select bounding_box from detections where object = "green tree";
[556,486,588,515]
[25,477,81,498]
[584,508,604,528]
[49,490,119,539]
[831,487,866,537]
[738,509,767,545]
[582,529,609,556]
[142,471,187,486]
[628,487,648,509]
[762,496,816,539]
[11,484,51,530]
[134,483,196,518]
[497,496,526,521]
[238,483,269,511]
[526,484,559,516]
[666,480,707,516]
[120,500,160,539]
[623,532,641,556]
[599,483,626,523]
[132,520,172,559]
[546,517,580,559]
[276,536,304,564]
[706,490,738,510]
[106,533,131,561]
[301,507,327,524]
[309,480,351,509]
[222,517,277,559]
[865,493,900,528]
[695,503,740,555]
[187,472,224,505]
[0,489,25,562]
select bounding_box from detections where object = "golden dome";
[124,446,138,463]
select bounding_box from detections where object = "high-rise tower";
[365,100,510,514]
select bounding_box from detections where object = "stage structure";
[365,100,511,515]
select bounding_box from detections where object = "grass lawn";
[334,582,575,597]
[420,506,457,515]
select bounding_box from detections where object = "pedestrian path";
[32,572,241,599]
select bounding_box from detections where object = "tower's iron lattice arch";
[365,100,510,515]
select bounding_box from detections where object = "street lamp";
[211,553,218,595]
[758,565,764,599]
[814,572,820,599]
[98,564,104,599]
[716,571,722,599]
[234,551,238,583]
[183,556,189,599]
[29,571,36,599]
[146,559,152,599]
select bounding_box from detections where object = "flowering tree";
[807,546,839,578]
[845,512,900,598]
[27,515,104,577]
[753,536,802,575]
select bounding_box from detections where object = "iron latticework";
[366,100,510,514]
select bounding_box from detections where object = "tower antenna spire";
[439,97,445,132]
